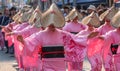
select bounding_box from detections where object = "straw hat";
[65,16,70,22]
[87,5,96,11]
[12,10,21,21]
[111,10,120,28]
[99,6,118,21]
[82,12,100,27]
[12,10,23,23]
[28,6,42,28]
[22,5,31,12]
[18,8,34,23]
[81,15,91,25]
[66,8,83,21]
[89,12,100,28]
[41,3,65,28]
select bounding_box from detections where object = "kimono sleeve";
[23,32,42,56]
[102,31,114,59]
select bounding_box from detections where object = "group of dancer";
[0,3,120,71]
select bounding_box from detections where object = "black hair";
[9,7,16,11]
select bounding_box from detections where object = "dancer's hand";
[17,35,24,44]
[88,31,99,39]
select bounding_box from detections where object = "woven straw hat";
[66,8,83,21]
[18,8,34,23]
[28,6,42,28]
[82,12,100,27]
[111,10,120,28]
[12,10,21,21]
[22,5,31,12]
[41,3,65,28]
[99,6,118,21]
[65,16,71,22]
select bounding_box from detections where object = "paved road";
[0,50,105,71]
[0,50,17,71]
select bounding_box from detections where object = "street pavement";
[0,50,17,71]
[0,50,105,71]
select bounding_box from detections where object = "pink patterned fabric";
[13,25,41,38]
[63,22,87,71]
[13,22,29,31]
[2,22,17,47]
[113,53,120,71]
[23,28,65,71]
[87,36,104,71]
[103,29,120,71]
[11,25,41,70]
[12,22,29,68]
[97,21,115,35]
[96,21,115,71]
[63,22,87,33]
[21,28,87,71]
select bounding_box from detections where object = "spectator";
[9,7,17,19]
[63,6,70,16]
[87,5,96,15]
[0,8,10,53]
[0,8,10,26]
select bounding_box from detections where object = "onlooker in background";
[63,6,70,16]
[9,7,17,19]
[97,4,108,16]
[0,12,2,17]
[87,5,96,15]
[97,4,107,11]
[87,5,99,18]
[0,8,10,26]
[0,8,10,53]
[80,10,87,18]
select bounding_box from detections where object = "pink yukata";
[114,46,120,71]
[97,21,115,35]
[63,21,87,71]
[76,27,100,71]
[2,22,18,47]
[87,36,104,71]
[103,29,120,71]
[11,22,29,69]
[63,22,87,33]
[12,25,42,70]
[13,25,41,38]
[96,21,115,71]
[22,28,86,71]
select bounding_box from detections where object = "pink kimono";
[97,21,115,35]
[87,36,104,71]
[13,25,41,38]
[63,22,87,71]
[22,28,86,71]
[77,27,104,71]
[114,47,120,71]
[2,22,17,47]
[12,22,29,68]
[12,25,41,70]
[63,22,87,33]
[103,29,120,71]
[97,21,115,71]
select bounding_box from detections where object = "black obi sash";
[70,32,78,34]
[111,44,119,55]
[41,46,64,58]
